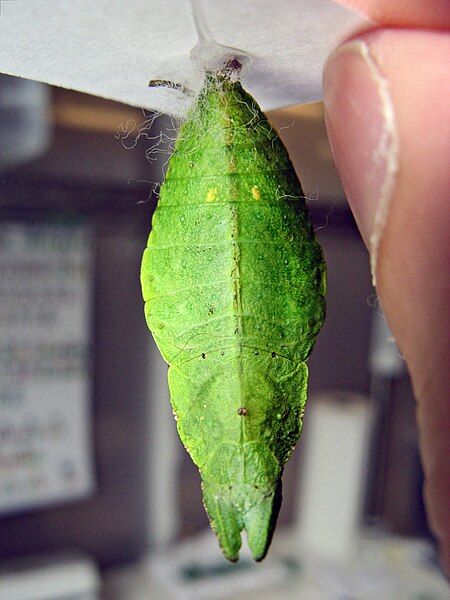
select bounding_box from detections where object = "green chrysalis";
[141,69,326,562]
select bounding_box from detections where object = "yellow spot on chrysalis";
[251,185,261,200]
[206,187,218,202]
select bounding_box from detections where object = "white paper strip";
[0,0,369,117]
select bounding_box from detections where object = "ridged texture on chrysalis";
[141,73,326,561]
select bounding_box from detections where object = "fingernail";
[323,40,399,282]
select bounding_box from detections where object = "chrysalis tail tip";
[244,478,282,562]
[202,479,282,562]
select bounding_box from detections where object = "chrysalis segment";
[141,74,326,561]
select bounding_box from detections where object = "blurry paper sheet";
[0,223,94,514]
[0,0,369,118]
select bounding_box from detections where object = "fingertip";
[323,36,398,278]
[323,29,450,281]
[324,28,450,575]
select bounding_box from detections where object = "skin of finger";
[352,29,450,572]
[332,0,450,28]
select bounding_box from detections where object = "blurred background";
[0,74,447,599]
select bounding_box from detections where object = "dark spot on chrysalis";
[271,351,276,358]
[237,407,248,416]
[201,353,206,359]
[225,58,243,72]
